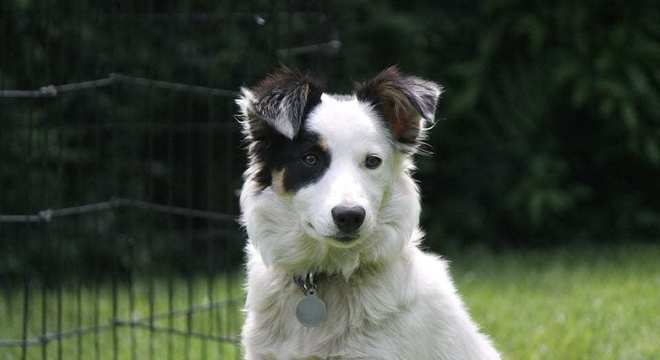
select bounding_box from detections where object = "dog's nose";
[331,205,365,234]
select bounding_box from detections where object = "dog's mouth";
[306,222,360,245]
[332,233,358,242]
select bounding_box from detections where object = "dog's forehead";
[305,94,386,149]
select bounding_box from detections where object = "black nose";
[331,205,366,234]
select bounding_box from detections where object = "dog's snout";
[331,205,365,234]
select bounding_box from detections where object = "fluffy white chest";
[241,244,499,360]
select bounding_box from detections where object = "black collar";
[293,272,325,294]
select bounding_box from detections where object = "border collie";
[237,67,500,359]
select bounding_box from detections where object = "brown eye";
[365,155,382,169]
[302,153,319,167]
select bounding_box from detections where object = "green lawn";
[0,276,244,360]
[1,244,658,359]
[450,244,660,359]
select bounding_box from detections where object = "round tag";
[296,292,327,327]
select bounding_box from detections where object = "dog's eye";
[365,155,382,169]
[302,153,319,167]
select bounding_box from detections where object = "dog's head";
[238,66,441,276]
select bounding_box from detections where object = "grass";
[449,243,660,359]
[1,244,659,359]
[0,275,244,360]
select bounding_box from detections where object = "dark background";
[2,0,659,275]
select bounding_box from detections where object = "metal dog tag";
[296,289,327,327]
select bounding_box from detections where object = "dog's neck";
[288,252,394,293]
[293,272,324,292]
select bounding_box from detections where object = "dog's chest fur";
[244,245,434,359]
[242,243,500,360]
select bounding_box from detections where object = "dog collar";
[293,272,327,327]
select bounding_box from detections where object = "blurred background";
[1,0,659,359]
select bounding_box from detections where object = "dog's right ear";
[237,67,324,141]
[355,66,442,150]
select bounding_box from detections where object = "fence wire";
[0,23,245,360]
[0,74,238,98]
[0,300,241,348]
[0,198,236,223]
[1,2,334,359]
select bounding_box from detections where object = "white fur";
[240,94,500,359]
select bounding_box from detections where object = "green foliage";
[410,0,660,247]
[2,0,660,255]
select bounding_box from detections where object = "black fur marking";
[241,67,326,191]
[263,130,330,192]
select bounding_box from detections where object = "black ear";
[237,67,324,140]
[355,66,442,146]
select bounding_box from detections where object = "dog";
[237,66,500,359]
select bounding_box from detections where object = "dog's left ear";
[237,67,324,141]
[356,66,442,147]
